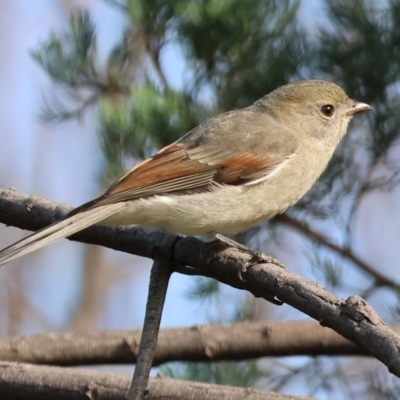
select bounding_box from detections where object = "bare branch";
[128,255,173,400]
[0,362,315,400]
[0,321,397,367]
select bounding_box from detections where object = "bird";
[0,80,371,267]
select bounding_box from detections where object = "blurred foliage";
[32,11,97,88]
[32,0,400,398]
[99,84,197,181]
[127,0,304,110]
[32,11,132,122]
[161,360,263,387]
[317,0,400,183]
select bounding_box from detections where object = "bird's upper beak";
[346,101,371,117]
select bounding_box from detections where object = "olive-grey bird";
[0,80,371,266]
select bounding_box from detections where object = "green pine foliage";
[100,84,197,181]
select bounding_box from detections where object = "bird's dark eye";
[321,104,335,117]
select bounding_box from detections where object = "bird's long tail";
[0,203,128,267]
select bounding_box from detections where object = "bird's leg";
[211,234,284,305]
[213,233,284,270]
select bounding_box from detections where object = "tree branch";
[0,362,315,400]
[1,188,400,377]
[128,255,173,400]
[0,321,397,367]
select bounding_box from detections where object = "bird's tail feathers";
[0,203,128,267]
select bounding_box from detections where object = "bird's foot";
[213,233,284,276]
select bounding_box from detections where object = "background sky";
[0,2,397,397]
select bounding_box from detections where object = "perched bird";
[0,80,370,266]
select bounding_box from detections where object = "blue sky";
[0,2,396,397]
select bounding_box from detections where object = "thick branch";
[0,362,315,400]
[1,189,400,376]
[0,321,396,367]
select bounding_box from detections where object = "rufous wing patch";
[70,143,289,213]
[97,142,218,203]
[216,152,284,185]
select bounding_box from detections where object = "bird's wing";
[85,130,298,208]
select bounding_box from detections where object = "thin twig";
[275,214,399,289]
[142,32,169,89]
[127,255,173,400]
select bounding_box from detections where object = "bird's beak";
[346,101,371,117]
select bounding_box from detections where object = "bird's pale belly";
[103,174,316,236]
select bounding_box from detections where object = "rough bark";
[0,321,394,366]
[0,361,316,400]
